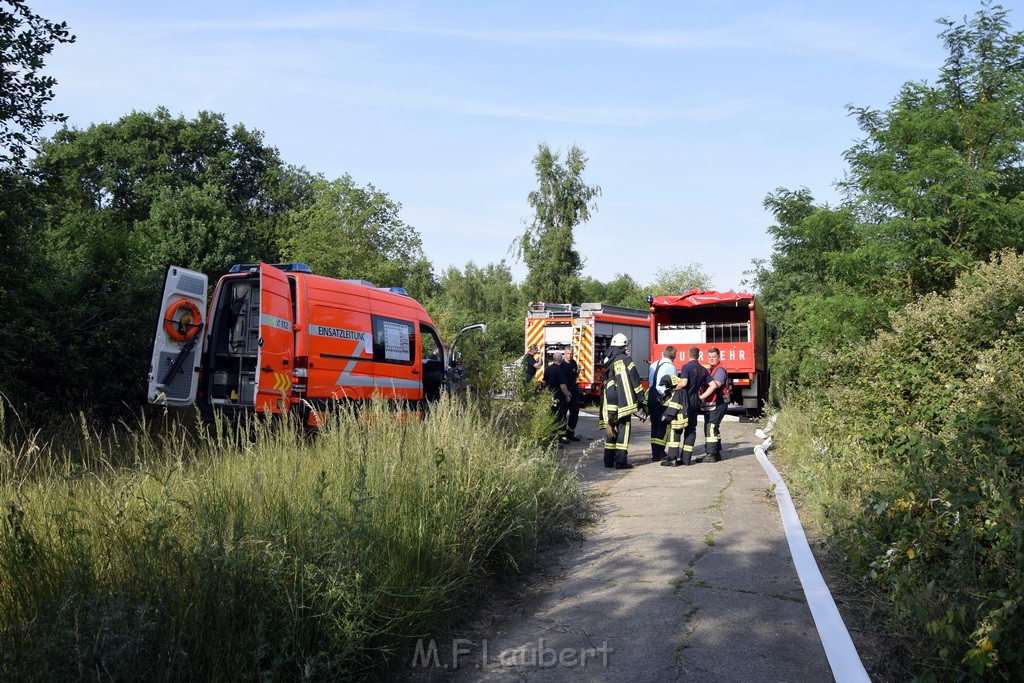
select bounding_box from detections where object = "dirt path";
[405,411,836,682]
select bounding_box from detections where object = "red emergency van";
[148,263,484,425]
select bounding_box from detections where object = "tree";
[278,174,436,299]
[0,1,74,170]
[0,171,49,407]
[515,143,600,303]
[425,261,524,357]
[0,2,74,410]
[5,108,302,420]
[580,274,646,309]
[37,108,293,275]
[753,2,1024,391]
[753,187,869,323]
[842,1,1024,295]
[647,264,713,296]
[751,188,896,391]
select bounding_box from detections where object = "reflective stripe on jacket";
[599,351,645,426]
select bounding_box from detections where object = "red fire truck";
[648,290,769,415]
[525,302,650,400]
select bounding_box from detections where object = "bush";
[775,250,1024,679]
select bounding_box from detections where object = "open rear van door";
[255,262,295,414]
[148,265,208,406]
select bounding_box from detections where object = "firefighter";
[681,346,711,463]
[662,346,709,466]
[543,350,572,445]
[658,375,688,465]
[599,333,646,470]
[522,344,540,387]
[562,347,582,441]
[698,346,729,463]
[648,346,678,461]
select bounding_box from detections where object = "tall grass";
[0,395,588,681]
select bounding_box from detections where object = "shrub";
[775,250,1024,679]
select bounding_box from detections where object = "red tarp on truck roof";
[651,289,754,308]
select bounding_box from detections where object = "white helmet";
[610,333,629,347]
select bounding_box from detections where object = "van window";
[372,315,415,365]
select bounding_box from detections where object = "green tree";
[515,143,600,303]
[753,2,1024,391]
[580,273,647,309]
[647,263,712,296]
[0,1,73,412]
[36,108,295,275]
[278,174,436,299]
[8,108,303,420]
[0,171,49,406]
[425,261,524,357]
[0,0,74,169]
[842,1,1024,295]
[751,189,896,392]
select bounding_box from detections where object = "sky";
[38,0,995,293]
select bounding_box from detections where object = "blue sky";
[40,1,994,292]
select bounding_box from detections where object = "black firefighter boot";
[604,448,616,468]
[614,452,634,470]
[651,445,665,462]
[704,441,721,463]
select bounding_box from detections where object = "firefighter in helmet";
[599,333,646,470]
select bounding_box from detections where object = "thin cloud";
[130,4,942,69]
[96,5,938,69]
[313,85,670,126]
[303,79,830,128]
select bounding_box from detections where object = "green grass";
[0,395,588,681]
[766,402,868,534]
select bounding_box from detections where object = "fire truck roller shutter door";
[545,324,573,345]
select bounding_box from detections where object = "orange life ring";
[163,298,202,343]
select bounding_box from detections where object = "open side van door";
[148,265,208,406]
[255,262,295,414]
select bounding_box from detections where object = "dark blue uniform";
[544,361,570,438]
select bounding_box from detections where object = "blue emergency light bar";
[229,263,313,274]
